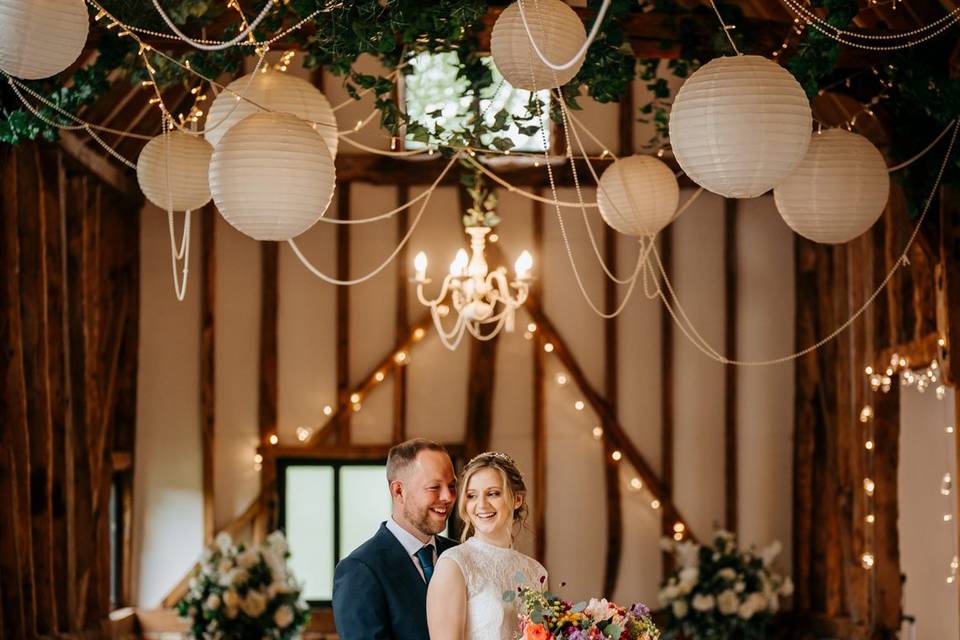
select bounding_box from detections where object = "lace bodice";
[438,537,548,640]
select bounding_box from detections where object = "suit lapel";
[376,525,428,599]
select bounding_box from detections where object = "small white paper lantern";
[137,131,214,211]
[490,0,586,91]
[0,0,89,80]
[597,155,680,237]
[669,55,812,199]
[774,128,889,244]
[204,71,338,158]
[209,112,336,241]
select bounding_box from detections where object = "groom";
[333,438,458,639]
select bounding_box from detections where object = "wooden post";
[660,227,674,575]
[259,242,279,445]
[200,206,216,542]
[336,185,351,444]
[723,199,738,532]
[532,193,547,563]
[394,185,410,443]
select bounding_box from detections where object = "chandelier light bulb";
[414,251,428,281]
[450,249,469,277]
[515,250,533,279]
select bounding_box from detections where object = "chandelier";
[414,226,532,350]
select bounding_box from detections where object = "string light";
[556,373,568,385]
[544,342,554,353]
[574,400,585,411]
[323,405,333,416]
[268,434,279,445]
[295,427,311,442]
[592,426,604,440]
[611,450,622,461]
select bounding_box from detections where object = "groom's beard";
[404,502,448,536]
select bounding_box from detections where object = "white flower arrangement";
[658,530,793,640]
[177,531,310,640]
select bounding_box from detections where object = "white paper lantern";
[204,71,338,158]
[490,0,586,91]
[597,155,680,237]
[209,112,335,241]
[0,0,89,80]
[668,55,812,199]
[137,131,214,211]
[774,129,889,244]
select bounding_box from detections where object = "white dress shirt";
[385,516,437,582]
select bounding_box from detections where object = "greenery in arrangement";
[657,531,793,640]
[176,531,310,640]
[0,0,958,205]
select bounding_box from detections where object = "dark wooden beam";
[393,185,410,443]
[464,335,500,458]
[531,194,547,564]
[723,198,738,532]
[336,185,351,445]
[259,242,279,445]
[57,132,140,203]
[200,206,216,543]
[873,383,901,631]
[659,227,675,573]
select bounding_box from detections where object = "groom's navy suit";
[332,522,458,640]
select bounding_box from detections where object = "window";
[403,51,550,152]
[278,460,392,604]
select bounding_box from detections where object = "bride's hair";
[457,452,529,543]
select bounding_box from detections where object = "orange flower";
[523,623,550,640]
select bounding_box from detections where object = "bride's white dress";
[438,536,548,640]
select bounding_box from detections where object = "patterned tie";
[415,544,435,584]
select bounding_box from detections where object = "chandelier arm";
[464,315,508,341]
[416,274,456,308]
[432,308,469,351]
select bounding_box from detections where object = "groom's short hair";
[386,438,448,482]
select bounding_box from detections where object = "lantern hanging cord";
[708,0,742,55]
[516,0,613,71]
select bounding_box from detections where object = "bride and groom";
[332,438,546,640]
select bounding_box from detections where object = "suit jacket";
[332,523,458,640]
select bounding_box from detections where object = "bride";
[426,452,547,640]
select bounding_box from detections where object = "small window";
[404,51,550,152]
[279,461,392,604]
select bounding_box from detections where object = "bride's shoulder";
[516,550,547,580]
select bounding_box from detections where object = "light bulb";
[268,434,278,445]
[450,249,468,277]
[611,450,622,461]
[414,251,428,280]
[630,478,642,490]
[515,250,533,279]
[592,426,603,440]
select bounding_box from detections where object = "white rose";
[224,605,238,620]
[205,594,221,610]
[691,594,715,612]
[717,568,736,581]
[266,531,289,555]
[675,541,700,569]
[274,604,295,629]
[717,590,739,615]
[222,589,240,609]
[242,590,268,618]
[760,540,782,567]
[734,580,745,593]
[659,537,676,552]
[663,584,681,601]
[779,576,794,596]
[737,593,767,620]
[236,549,259,570]
[222,568,248,587]
[262,548,287,583]
[216,532,233,553]
[217,558,233,576]
[584,598,615,621]
[678,567,699,588]
[268,582,292,599]
[671,600,689,619]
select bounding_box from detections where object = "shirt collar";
[386,516,435,556]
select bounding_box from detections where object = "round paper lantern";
[137,131,214,211]
[668,55,812,199]
[0,0,89,79]
[774,129,889,244]
[204,71,338,158]
[209,112,335,241]
[597,155,680,237]
[490,0,586,91]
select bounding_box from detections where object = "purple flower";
[629,602,650,617]
[566,630,588,640]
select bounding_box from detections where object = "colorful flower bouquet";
[176,531,310,640]
[658,530,793,640]
[506,579,660,640]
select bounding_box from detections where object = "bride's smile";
[464,468,523,546]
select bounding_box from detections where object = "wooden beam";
[723,199,738,532]
[464,335,500,458]
[393,185,410,443]
[336,184,351,445]
[872,382,901,630]
[57,132,140,202]
[259,242,279,444]
[200,206,216,543]
[659,227,675,573]
[531,194,547,564]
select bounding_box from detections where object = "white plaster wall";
[899,385,960,640]
[133,204,204,607]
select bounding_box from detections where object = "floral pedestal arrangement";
[657,531,793,640]
[176,531,310,640]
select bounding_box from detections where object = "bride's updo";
[457,451,529,542]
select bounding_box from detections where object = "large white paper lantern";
[490,0,586,91]
[137,131,213,211]
[668,55,812,199]
[204,71,338,158]
[209,112,335,241]
[0,0,89,79]
[597,155,680,237]
[774,129,889,244]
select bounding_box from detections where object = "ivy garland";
[0,0,957,213]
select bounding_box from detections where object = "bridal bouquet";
[507,580,660,640]
[657,530,793,640]
[176,531,310,640]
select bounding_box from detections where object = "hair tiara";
[466,451,517,467]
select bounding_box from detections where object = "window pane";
[339,466,391,558]
[286,466,335,601]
